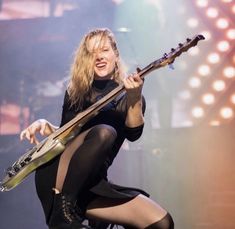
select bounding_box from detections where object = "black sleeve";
[124,96,146,142]
[60,90,77,127]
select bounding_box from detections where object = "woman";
[20,28,174,229]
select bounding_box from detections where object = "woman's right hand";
[20,119,58,144]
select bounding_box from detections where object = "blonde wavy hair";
[67,28,125,108]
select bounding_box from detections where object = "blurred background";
[0,0,234,228]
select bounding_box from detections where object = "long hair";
[67,28,125,109]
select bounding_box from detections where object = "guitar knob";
[20,161,26,167]
[186,38,191,42]
[178,43,183,47]
[13,165,20,173]
[171,48,175,52]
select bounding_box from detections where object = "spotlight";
[192,107,205,118]
[198,65,211,76]
[217,40,230,52]
[216,18,229,29]
[202,93,215,105]
[231,94,235,104]
[223,66,235,78]
[200,30,212,40]
[187,18,199,28]
[220,107,234,119]
[196,0,208,8]
[213,80,226,91]
[206,7,219,18]
[210,120,220,126]
[221,0,233,3]
[189,77,201,88]
[227,29,235,39]
[232,4,235,14]
[208,53,220,64]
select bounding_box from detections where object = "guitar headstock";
[152,34,205,68]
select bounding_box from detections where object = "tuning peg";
[178,43,183,47]
[186,38,191,42]
[164,53,168,58]
[171,48,175,52]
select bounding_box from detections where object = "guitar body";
[1,137,66,191]
[0,34,205,192]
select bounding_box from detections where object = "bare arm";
[123,73,144,128]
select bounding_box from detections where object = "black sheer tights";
[144,213,174,229]
[55,124,117,199]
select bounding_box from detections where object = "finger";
[40,122,46,135]
[20,130,25,140]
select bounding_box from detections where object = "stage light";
[192,107,205,118]
[198,65,211,76]
[227,29,235,39]
[232,4,235,14]
[188,46,200,56]
[200,30,211,40]
[217,40,230,52]
[216,18,229,29]
[202,93,215,105]
[231,94,235,104]
[220,107,234,119]
[221,0,233,3]
[187,18,199,28]
[213,80,226,91]
[189,77,201,88]
[206,7,219,18]
[210,120,220,126]
[208,53,220,64]
[196,0,208,8]
[223,66,235,78]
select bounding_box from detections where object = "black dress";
[35,79,149,225]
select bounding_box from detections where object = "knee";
[92,124,117,144]
[145,213,174,229]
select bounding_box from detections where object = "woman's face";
[87,35,117,79]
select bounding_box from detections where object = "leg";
[86,194,174,229]
[49,124,117,228]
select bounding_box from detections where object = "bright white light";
[201,30,212,40]
[232,4,235,14]
[223,66,235,78]
[192,107,205,118]
[231,94,235,104]
[217,40,230,52]
[210,120,220,126]
[198,65,211,76]
[187,18,199,28]
[220,107,234,119]
[207,8,219,18]
[196,0,208,8]
[216,18,229,29]
[202,93,215,105]
[208,53,220,64]
[178,90,191,100]
[227,29,235,39]
[189,77,201,88]
[221,0,233,3]
[188,46,200,56]
[213,80,226,91]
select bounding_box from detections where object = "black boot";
[48,193,91,229]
